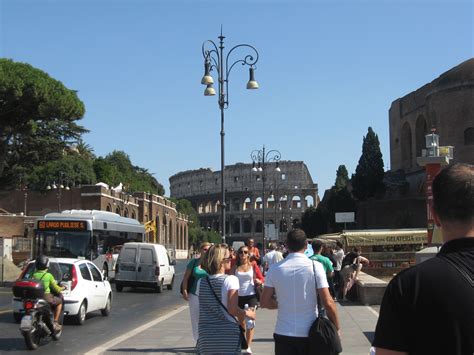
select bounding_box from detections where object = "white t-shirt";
[196,274,239,322]
[236,269,255,296]
[333,249,344,271]
[264,250,284,269]
[265,252,329,337]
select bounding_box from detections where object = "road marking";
[0,309,11,314]
[84,305,188,355]
[0,291,12,294]
[366,306,379,317]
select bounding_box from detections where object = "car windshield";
[34,231,91,259]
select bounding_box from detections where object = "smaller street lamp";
[47,172,70,212]
[250,146,282,253]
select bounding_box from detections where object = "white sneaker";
[243,347,252,354]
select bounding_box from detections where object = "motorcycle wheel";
[23,318,41,350]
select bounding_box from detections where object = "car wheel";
[74,301,87,325]
[13,312,22,323]
[102,264,109,280]
[101,294,112,316]
[115,282,123,292]
[166,276,174,290]
[155,279,163,293]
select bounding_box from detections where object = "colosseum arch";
[106,204,112,212]
[267,194,275,209]
[305,195,314,208]
[214,201,220,213]
[243,197,251,211]
[131,211,136,219]
[291,195,301,209]
[415,115,428,157]
[123,209,129,218]
[115,207,121,215]
[232,199,240,212]
[465,127,474,145]
[232,220,240,234]
[198,203,204,214]
[279,195,288,209]
[401,121,413,169]
[243,219,251,233]
[205,201,213,213]
[255,197,263,210]
[255,220,263,233]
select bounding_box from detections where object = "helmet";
[35,255,49,270]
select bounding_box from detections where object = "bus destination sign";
[37,220,87,231]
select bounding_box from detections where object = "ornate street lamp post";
[46,172,69,212]
[201,29,260,243]
[251,146,281,254]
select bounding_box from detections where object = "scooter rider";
[32,255,65,331]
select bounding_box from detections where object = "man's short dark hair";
[286,229,307,252]
[433,163,474,223]
[312,239,323,253]
[336,241,343,249]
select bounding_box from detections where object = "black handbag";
[180,258,197,295]
[309,261,342,355]
[205,277,249,350]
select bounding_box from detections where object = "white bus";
[33,210,145,279]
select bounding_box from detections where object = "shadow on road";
[109,347,196,353]
[0,337,30,352]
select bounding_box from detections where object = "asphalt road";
[0,260,188,354]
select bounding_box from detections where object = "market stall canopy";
[318,229,428,247]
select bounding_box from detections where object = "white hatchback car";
[12,258,113,325]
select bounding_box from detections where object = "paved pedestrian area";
[100,301,378,354]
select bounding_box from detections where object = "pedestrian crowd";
[180,162,474,355]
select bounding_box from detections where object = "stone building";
[170,161,318,244]
[357,58,473,230]
[0,185,189,253]
[388,58,474,194]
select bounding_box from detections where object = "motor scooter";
[12,280,65,350]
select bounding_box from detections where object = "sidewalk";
[97,301,378,355]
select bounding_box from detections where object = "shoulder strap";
[437,253,474,287]
[312,261,318,292]
[205,277,239,323]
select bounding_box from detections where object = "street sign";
[335,212,355,223]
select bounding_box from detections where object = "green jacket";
[32,270,62,294]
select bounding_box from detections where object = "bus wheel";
[102,264,109,280]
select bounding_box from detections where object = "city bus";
[33,210,145,279]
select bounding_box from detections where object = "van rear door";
[118,245,138,282]
[137,245,156,283]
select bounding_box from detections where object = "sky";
[1,0,472,196]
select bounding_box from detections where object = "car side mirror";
[170,259,177,266]
[62,273,70,281]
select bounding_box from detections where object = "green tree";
[0,59,86,188]
[93,151,165,195]
[75,139,95,161]
[351,127,385,200]
[334,165,349,192]
[301,206,328,237]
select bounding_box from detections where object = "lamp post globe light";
[201,29,260,243]
[251,146,281,254]
[46,172,70,212]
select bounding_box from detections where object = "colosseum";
[169,161,318,245]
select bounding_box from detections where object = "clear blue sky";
[1,0,472,196]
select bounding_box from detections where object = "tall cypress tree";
[352,127,385,200]
[334,165,349,192]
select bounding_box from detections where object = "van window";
[139,248,153,264]
[120,247,137,263]
[79,263,92,281]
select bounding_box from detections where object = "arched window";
[305,196,314,208]
[106,204,111,212]
[243,219,251,233]
[123,209,128,218]
[255,197,263,210]
[464,127,474,145]
[267,194,275,209]
[279,195,288,209]
[291,196,301,209]
[255,220,263,233]
[232,220,240,234]
[115,207,121,215]
[415,115,428,157]
[131,211,136,219]
[243,197,251,211]
[401,122,413,169]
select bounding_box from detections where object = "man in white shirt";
[263,242,284,272]
[333,241,345,299]
[260,229,340,355]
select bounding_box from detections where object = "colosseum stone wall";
[170,161,318,244]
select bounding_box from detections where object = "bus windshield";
[34,231,92,259]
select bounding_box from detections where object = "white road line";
[0,309,11,314]
[84,305,188,355]
[366,306,379,317]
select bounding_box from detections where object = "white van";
[114,242,176,293]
